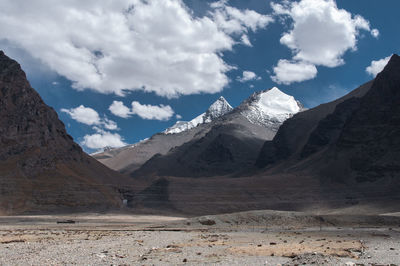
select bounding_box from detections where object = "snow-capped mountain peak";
[164,88,301,134]
[239,87,303,128]
[203,96,233,123]
[256,87,301,118]
[164,96,233,134]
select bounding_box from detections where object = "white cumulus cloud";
[272,0,376,67]
[102,118,118,131]
[271,60,317,85]
[371,28,380,38]
[211,1,273,35]
[240,34,252,46]
[237,70,261,82]
[270,0,377,84]
[61,105,123,150]
[109,101,175,121]
[0,0,271,98]
[131,101,174,121]
[366,55,391,77]
[61,105,101,126]
[81,130,126,150]
[109,101,132,118]
[61,105,118,130]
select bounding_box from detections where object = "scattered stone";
[284,253,340,265]
[1,239,25,244]
[199,219,216,226]
[95,254,106,259]
[166,244,180,248]
[56,220,76,224]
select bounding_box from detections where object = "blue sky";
[0,0,399,153]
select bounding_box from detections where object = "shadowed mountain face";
[89,53,400,216]
[0,51,133,214]
[4,47,399,216]
[257,54,400,191]
[93,97,234,174]
[323,54,400,183]
[133,114,272,177]
[126,55,400,216]
[94,87,302,178]
[255,80,373,168]
[130,88,303,178]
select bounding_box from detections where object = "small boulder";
[199,219,216,226]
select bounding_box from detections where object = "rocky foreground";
[0,211,399,265]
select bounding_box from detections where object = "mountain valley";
[95,55,400,216]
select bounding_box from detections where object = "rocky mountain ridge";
[126,55,400,215]
[250,54,400,211]
[0,51,133,214]
[129,87,303,178]
[94,87,302,176]
[238,87,304,129]
[164,96,233,134]
[2,50,400,216]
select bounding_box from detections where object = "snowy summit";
[164,96,233,134]
[240,87,303,128]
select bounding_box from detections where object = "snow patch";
[164,96,233,134]
[240,87,302,128]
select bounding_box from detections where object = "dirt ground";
[0,211,399,265]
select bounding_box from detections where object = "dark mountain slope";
[132,88,302,178]
[93,97,233,174]
[0,51,134,214]
[257,54,400,189]
[133,113,273,177]
[124,56,400,216]
[318,54,400,183]
[93,126,211,174]
[256,80,373,168]
[127,55,400,215]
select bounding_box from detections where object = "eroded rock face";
[333,54,400,182]
[255,80,373,168]
[0,51,85,176]
[0,51,132,214]
[257,54,400,185]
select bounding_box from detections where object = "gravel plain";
[0,212,400,265]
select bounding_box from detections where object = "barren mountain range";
[119,54,400,215]
[1,51,400,216]
[95,87,303,177]
[258,55,400,184]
